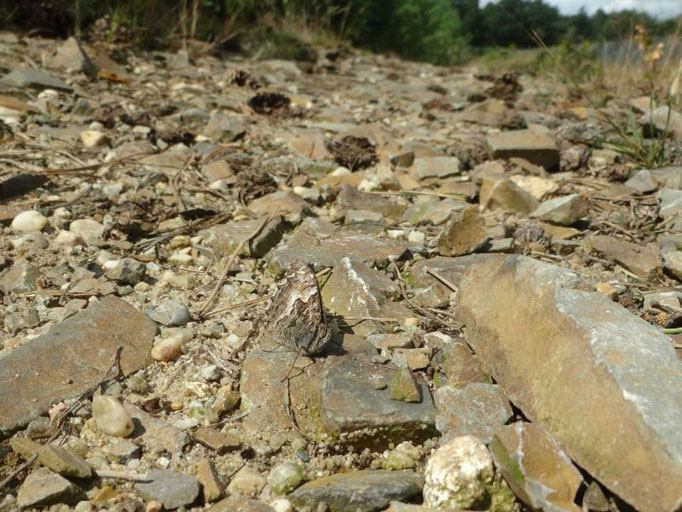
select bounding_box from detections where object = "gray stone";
[145,299,190,326]
[651,167,682,189]
[267,462,306,495]
[249,191,310,224]
[289,470,424,512]
[490,422,583,512]
[625,169,658,194]
[0,68,72,92]
[414,157,461,180]
[437,206,489,256]
[0,259,40,294]
[480,177,540,214]
[410,254,503,289]
[48,37,97,76]
[663,250,682,281]
[16,468,78,509]
[207,495,275,512]
[321,354,436,444]
[321,257,410,335]
[103,438,140,463]
[203,112,247,141]
[336,185,406,220]
[135,469,200,510]
[125,403,189,456]
[200,216,285,258]
[530,194,588,226]
[401,198,468,226]
[640,105,682,140]
[345,209,386,232]
[456,255,682,512]
[268,218,408,274]
[37,444,92,478]
[659,188,682,218]
[487,129,560,170]
[431,341,489,389]
[589,235,661,280]
[0,297,155,437]
[434,383,512,443]
[240,350,322,444]
[106,258,146,285]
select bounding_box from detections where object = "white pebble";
[80,130,108,147]
[92,394,134,437]
[270,499,293,512]
[55,230,83,247]
[11,210,47,233]
[151,337,182,362]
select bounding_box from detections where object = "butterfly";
[265,261,332,356]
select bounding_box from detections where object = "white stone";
[80,130,108,147]
[92,394,134,437]
[408,230,425,245]
[423,435,494,509]
[69,219,105,242]
[11,210,47,233]
[55,230,83,247]
[151,337,183,362]
[270,498,293,512]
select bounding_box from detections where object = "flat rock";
[135,469,200,510]
[321,354,437,445]
[48,37,97,76]
[589,235,661,280]
[336,185,406,220]
[530,194,588,226]
[240,349,322,444]
[289,470,424,512]
[125,403,189,456]
[659,188,682,218]
[480,177,539,213]
[197,458,225,502]
[413,156,461,180]
[37,444,92,478]
[625,169,658,194]
[145,299,190,326]
[321,257,410,335]
[431,341,489,388]
[640,105,682,140]
[268,218,408,274]
[249,190,310,224]
[487,129,560,170]
[437,206,489,256]
[0,67,72,91]
[410,254,503,289]
[207,495,275,512]
[490,422,583,512]
[434,383,512,443]
[16,467,78,508]
[401,198,468,226]
[456,255,682,512]
[200,216,285,257]
[0,297,155,437]
[0,259,40,294]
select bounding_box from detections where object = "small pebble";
[92,394,134,437]
[146,300,190,326]
[270,498,294,512]
[145,500,163,512]
[80,130,108,147]
[11,210,47,233]
[151,337,183,362]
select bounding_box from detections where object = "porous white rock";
[423,435,494,509]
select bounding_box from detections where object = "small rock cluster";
[0,31,681,512]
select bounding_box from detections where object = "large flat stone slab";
[456,255,682,512]
[0,297,156,437]
[487,130,559,170]
[321,354,437,446]
[268,218,409,274]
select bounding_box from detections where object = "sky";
[479,0,682,19]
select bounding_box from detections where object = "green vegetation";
[2,0,680,67]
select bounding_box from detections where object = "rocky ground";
[0,30,681,512]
